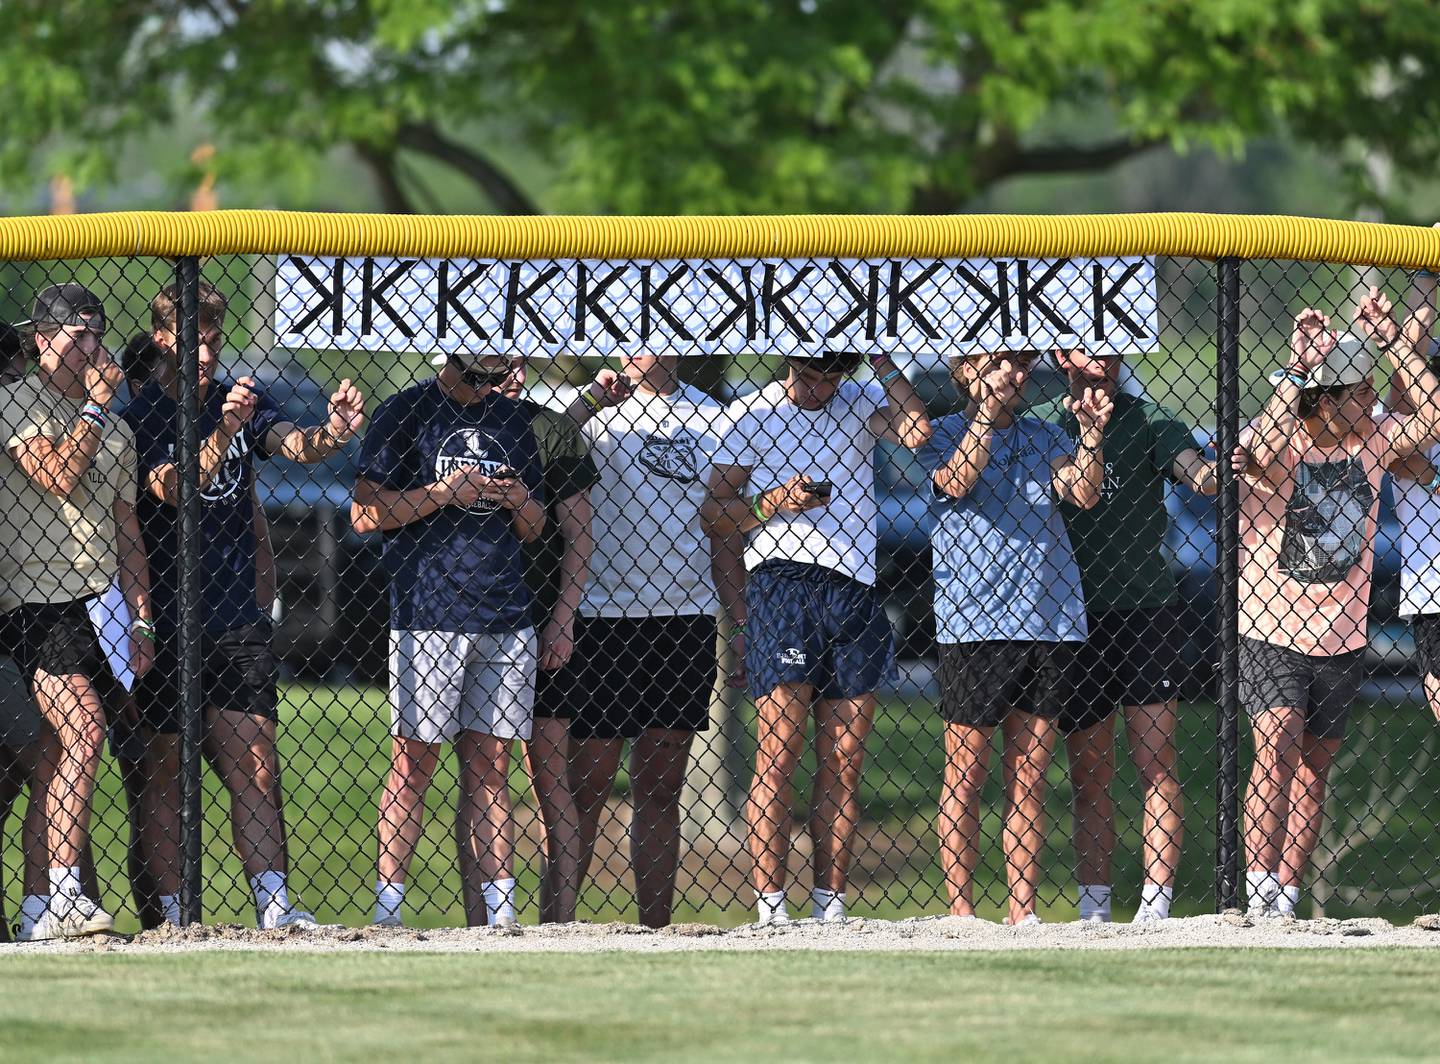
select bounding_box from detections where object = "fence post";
[175,256,205,925]
[1215,257,1242,911]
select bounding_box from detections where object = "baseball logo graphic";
[436,428,508,514]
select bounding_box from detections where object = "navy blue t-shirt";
[121,378,285,635]
[356,380,543,635]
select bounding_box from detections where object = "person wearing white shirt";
[702,350,930,925]
[561,353,740,928]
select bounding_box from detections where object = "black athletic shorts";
[937,641,1076,728]
[1239,636,1362,741]
[4,597,118,689]
[134,620,279,733]
[1060,606,1182,735]
[1413,613,1440,681]
[551,615,718,740]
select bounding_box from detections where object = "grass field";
[2,947,1438,1062]
[4,682,1439,929]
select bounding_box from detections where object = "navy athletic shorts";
[745,561,895,700]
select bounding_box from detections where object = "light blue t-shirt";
[915,412,1088,645]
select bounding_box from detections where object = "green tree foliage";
[0,0,1436,215]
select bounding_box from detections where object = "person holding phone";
[703,350,930,924]
[354,351,546,928]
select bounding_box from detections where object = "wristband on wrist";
[750,491,768,523]
[878,368,903,387]
[581,388,603,413]
[1415,269,1439,281]
[130,618,156,642]
[79,402,108,430]
[1428,470,1440,495]
[733,620,747,635]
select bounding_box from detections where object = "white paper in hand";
[87,583,135,692]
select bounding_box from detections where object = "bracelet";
[78,402,108,430]
[1428,471,1440,495]
[733,620,747,635]
[878,368,903,387]
[581,388,602,413]
[750,491,768,523]
[1276,369,1308,389]
[130,618,156,642]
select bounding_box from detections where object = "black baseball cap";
[789,350,863,374]
[22,283,107,332]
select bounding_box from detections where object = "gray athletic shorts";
[388,628,537,743]
[1239,636,1363,741]
[0,653,45,748]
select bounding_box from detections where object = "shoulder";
[723,385,774,423]
[376,380,432,420]
[1026,397,1064,423]
[1017,415,1068,448]
[0,375,43,432]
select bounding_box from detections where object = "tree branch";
[355,145,417,214]
[395,121,541,215]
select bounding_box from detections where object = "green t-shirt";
[1029,392,1196,613]
[520,400,601,625]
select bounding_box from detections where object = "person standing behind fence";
[1382,267,1440,721]
[122,282,360,929]
[486,356,598,924]
[1031,349,1217,923]
[1236,289,1440,918]
[557,352,735,929]
[703,350,930,925]
[917,351,1110,925]
[0,284,155,940]
[354,351,545,929]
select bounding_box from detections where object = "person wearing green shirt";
[1031,349,1217,923]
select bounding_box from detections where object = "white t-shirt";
[1394,442,1440,618]
[713,379,885,586]
[580,383,727,618]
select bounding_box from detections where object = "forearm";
[551,498,593,627]
[14,419,106,499]
[1249,383,1303,469]
[116,511,153,624]
[351,483,450,533]
[274,424,347,464]
[564,392,599,429]
[710,530,748,626]
[510,497,546,543]
[874,357,932,448]
[934,423,994,498]
[1057,443,1104,508]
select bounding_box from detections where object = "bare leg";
[568,736,623,891]
[141,732,183,898]
[203,711,289,880]
[937,723,993,917]
[1244,707,1305,878]
[809,695,876,895]
[115,738,163,927]
[1126,700,1183,889]
[746,683,811,895]
[1425,674,1440,723]
[523,717,581,922]
[17,735,56,899]
[0,744,22,939]
[376,737,440,887]
[1001,712,1054,924]
[1279,733,1341,891]
[455,730,516,926]
[628,728,694,928]
[1064,716,1116,888]
[33,671,107,872]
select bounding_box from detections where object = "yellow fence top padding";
[0,211,1436,268]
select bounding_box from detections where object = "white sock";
[1276,885,1300,917]
[1140,883,1173,919]
[48,866,83,901]
[1078,884,1112,922]
[159,894,181,925]
[251,870,290,916]
[1246,871,1279,910]
[374,881,405,923]
[20,894,46,928]
[481,877,517,924]
[757,890,788,923]
[811,888,845,921]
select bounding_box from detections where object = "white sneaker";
[1004,913,1042,927]
[757,908,792,928]
[260,905,317,930]
[1132,905,1166,924]
[372,912,403,929]
[489,912,519,929]
[18,894,114,941]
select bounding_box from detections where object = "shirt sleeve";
[856,380,887,423]
[535,408,600,501]
[116,427,138,506]
[355,394,413,490]
[712,408,758,469]
[1,385,37,451]
[248,388,287,460]
[1147,402,1198,476]
[1043,422,1071,466]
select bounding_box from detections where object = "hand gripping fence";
[0,211,1438,938]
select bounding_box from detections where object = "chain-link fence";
[1,216,1438,939]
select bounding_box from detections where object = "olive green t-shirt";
[0,373,137,611]
[1029,392,1196,613]
[520,399,600,626]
